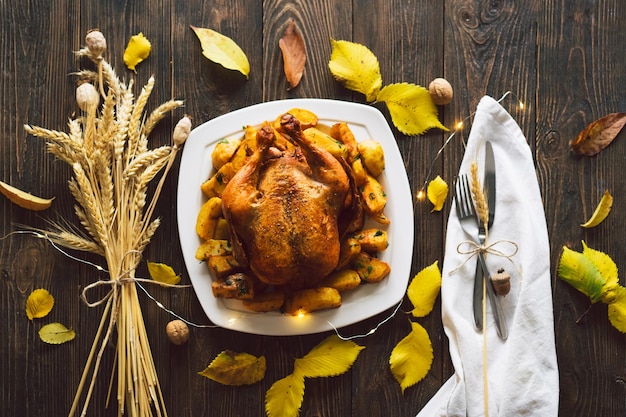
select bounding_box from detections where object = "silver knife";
[474,141,508,339]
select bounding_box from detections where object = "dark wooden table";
[2,1,625,416]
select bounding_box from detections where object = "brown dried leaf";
[570,112,626,156]
[279,19,306,89]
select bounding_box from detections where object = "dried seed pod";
[173,115,192,148]
[85,29,107,60]
[76,81,100,111]
[166,319,189,345]
[491,268,511,296]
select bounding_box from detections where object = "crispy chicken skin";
[221,114,350,288]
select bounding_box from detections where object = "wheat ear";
[470,161,489,225]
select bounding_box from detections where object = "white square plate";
[177,99,414,336]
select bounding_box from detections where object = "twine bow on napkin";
[416,96,559,417]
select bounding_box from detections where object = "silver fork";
[455,174,508,340]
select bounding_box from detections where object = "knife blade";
[473,142,496,329]
[474,141,507,340]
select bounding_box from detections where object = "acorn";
[491,268,511,296]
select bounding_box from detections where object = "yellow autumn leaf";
[389,321,434,393]
[123,32,151,72]
[38,322,75,344]
[376,83,448,136]
[581,189,613,228]
[294,335,365,378]
[328,39,382,102]
[608,286,626,333]
[147,261,181,285]
[26,288,54,320]
[0,179,54,211]
[191,26,250,78]
[198,350,266,386]
[265,372,305,417]
[427,176,448,212]
[580,241,619,302]
[407,261,442,318]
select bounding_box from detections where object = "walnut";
[165,319,189,345]
[428,78,453,105]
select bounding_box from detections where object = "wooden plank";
[537,1,626,416]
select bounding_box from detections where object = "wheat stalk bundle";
[24,30,190,417]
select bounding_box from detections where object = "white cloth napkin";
[417,96,559,416]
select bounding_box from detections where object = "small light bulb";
[456,121,464,130]
[416,189,426,201]
[519,101,525,110]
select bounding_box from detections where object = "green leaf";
[328,39,382,102]
[389,321,434,393]
[376,83,448,135]
[26,288,54,320]
[407,261,442,317]
[198,350,266,386]
[39,322,75,344]
[294,335,365,378]
[265,372,305,417]
[557,245,608,303]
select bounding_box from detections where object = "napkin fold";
[417,96,559,416]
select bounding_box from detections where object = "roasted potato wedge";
[303,127,349,161]
[284,287,341,315]
[211,273,255,300]
[358,139,385,178]
[361,174,387,216]
[195,239,232,261]
[195,197,223,240]
[201,162,239,198]
[352,228,388,253]
[319,269,361,292]
[207,255,243,279]
[275,108,319,131]
[336,237,361,270]
[242,291,285,312]
[351,252,391,283]
[212,137,242,170]
[330,122,358,163]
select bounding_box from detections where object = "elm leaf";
[389,321,434,393]
[191,26,250,78]
[570,112,626,156]
[294,335,364,378]
[39,322,75,344]
[198,350,266,386]
[376,83,448,136]
[608,286,626,333]
[427,176,448,212]
[265,372,305,417]
[328,39,382,102]
[407,261,442,317]
[26,288,54,320]
[557,246,606,303]
[147,261,181,285]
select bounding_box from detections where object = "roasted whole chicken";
[221,113,359,289]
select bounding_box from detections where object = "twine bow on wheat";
[23,30,190,417]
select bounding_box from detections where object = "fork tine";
[461,175,475,217]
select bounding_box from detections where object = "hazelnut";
[491,268,511,296]
[165,319,189,345]
[428,78,453,105]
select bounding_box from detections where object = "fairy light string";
[416,91,525,202]
[1,230,217,328]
